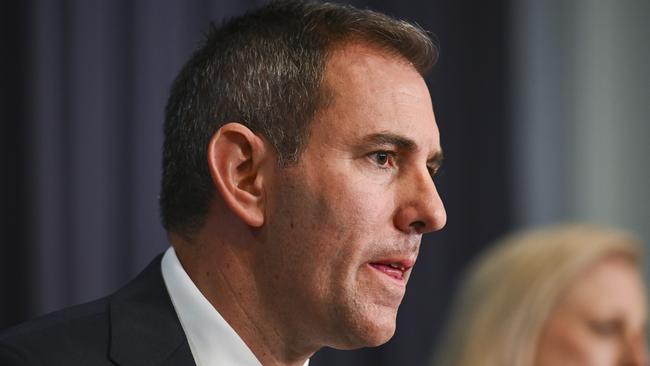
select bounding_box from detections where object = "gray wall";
[512,0,650,251]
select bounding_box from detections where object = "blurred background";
[1,0,648,364]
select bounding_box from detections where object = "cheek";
[325,173,395,224]
[299,153,399,227]
[271,177,364,270]
[274,167,398,278]
[538,318,619,366]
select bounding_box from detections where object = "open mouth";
[369,262,409,281]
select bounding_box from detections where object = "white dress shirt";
[161,247,309,366]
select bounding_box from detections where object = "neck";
[170,224,317,366]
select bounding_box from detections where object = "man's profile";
[0,1,446,365]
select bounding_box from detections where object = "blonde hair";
[433,223,642,366]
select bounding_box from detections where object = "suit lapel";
[108,255,196,366]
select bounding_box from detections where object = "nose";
[393,166,446,235]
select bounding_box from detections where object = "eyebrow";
[362,132,444,167]
[363,133,416,150]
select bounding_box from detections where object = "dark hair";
[160,0,438,236]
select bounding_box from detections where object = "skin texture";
[174,42,446,366]
[259,43,446,350]
[535,256,648,366]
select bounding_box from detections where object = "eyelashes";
[367,150,440,180]
[368,151,396,168]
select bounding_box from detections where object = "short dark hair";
[160,0,438,236]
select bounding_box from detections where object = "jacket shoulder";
[0,254,173,366]
[0,297,112,365]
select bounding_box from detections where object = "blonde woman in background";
[433,224,648,366]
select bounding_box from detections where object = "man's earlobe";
[207,123,269,227]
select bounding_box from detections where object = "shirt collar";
[162,247,286,366]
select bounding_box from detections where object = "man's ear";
[207,123,271,227]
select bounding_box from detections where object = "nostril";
[410,220,426,231]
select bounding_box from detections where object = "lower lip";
[368,263,406,285]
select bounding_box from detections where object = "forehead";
[565,256,646,317]
[312,43,439,152]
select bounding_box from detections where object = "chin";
[363,319,396,347]
[332,314,397,350]
[327,292,401,349]
[358,304,401,345]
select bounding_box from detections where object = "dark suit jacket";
[0,255,196,365]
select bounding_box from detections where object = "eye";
[369,151,396,168]
[588,319,623,337]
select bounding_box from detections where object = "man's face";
[256,43,446,350]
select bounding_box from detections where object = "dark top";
[0,255,195,366]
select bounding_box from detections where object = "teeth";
[389,263,403,270]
